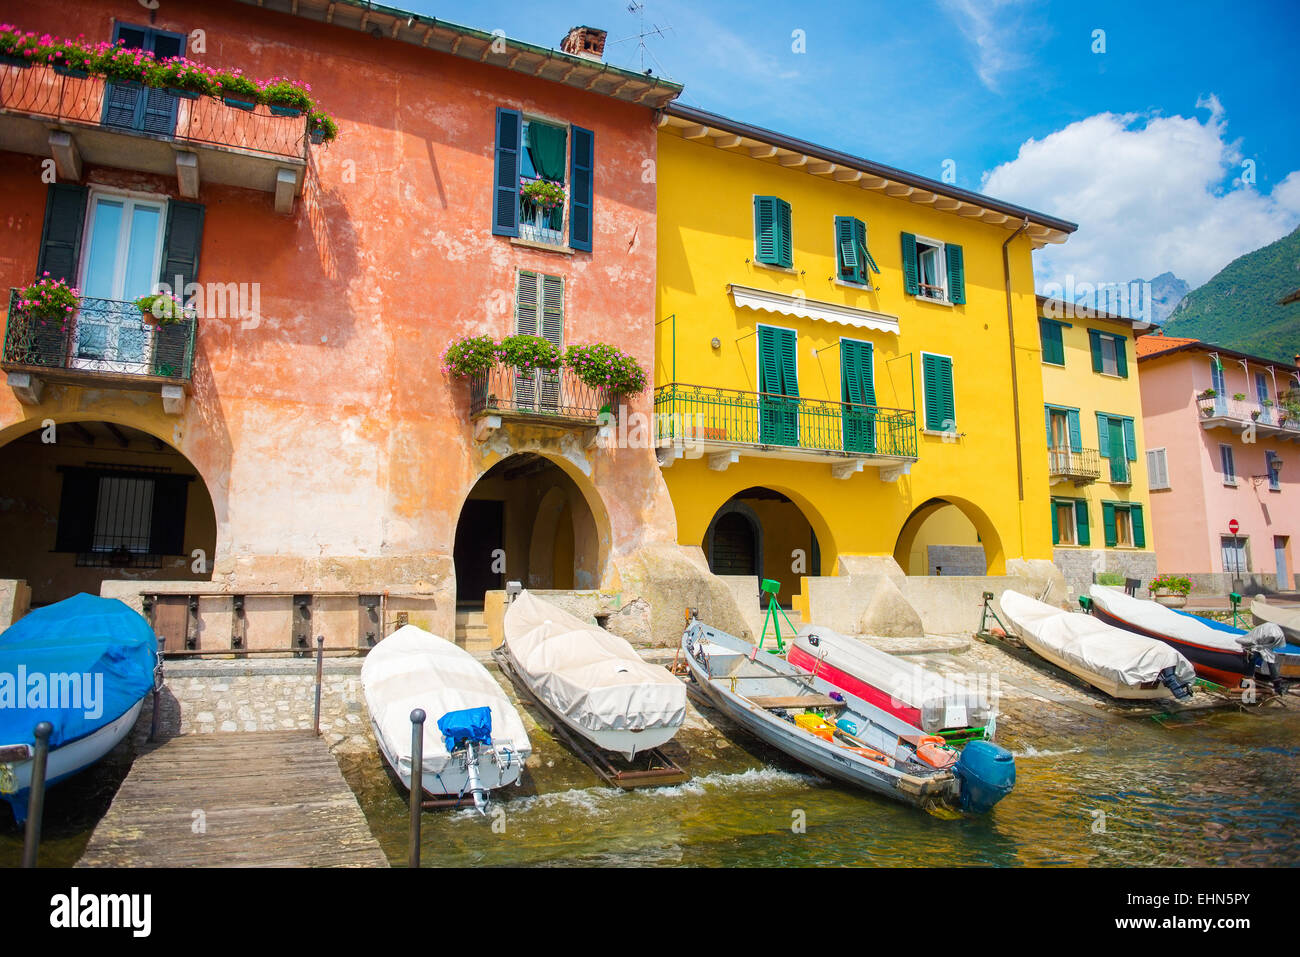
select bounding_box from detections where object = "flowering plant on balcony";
[308,110,339,144]
[260,77,313,114]
[155,57,217,96]
[500,334,562,373]
[213,70,260,104]
[133,291,191,326]
[1147,574,1192,597]
[17,275,79,328]
[94,42,157,85]
[441,335,500,379]
[0,26,43,62]
[563,343,647,394]
[520,179,566,210]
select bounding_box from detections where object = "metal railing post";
[408,709,426,868]
[312,635,325,736]
[149,635,165,743]
[21,722,53,869]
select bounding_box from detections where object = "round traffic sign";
[1228,519,1240,534]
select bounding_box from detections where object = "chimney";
[560,26,607,62]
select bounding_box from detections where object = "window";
[921,353,955,433]
[1256,373,1274,424]
[103,23,186,135]
[492,108,593,251]
[1221,535,1249,575]
[834,216,879,285]
[754,196,793,268]
[901,232,965,304]
[1051,498,1089,547]
[757,325,799,445]
[1088,329,1128,378]
[54,465,190,567]
[1146,448,1170,490]
[1219,443,1236,485]
[1044,405,1080,451]
[1210,358,1227,411]
[1267,451,1281,491]
[513,269,564,409]
[1097,412,1135,483]
[1102,502,1145,548]
[1039,319,1067,365]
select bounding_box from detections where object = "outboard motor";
[1237,624,1287,695]
[437,706,495,816]
[1158,665,1194,700]
[953,739,1016,814]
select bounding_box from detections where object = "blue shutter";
[1067,409,1082,452]
[1044,407,1052,446]
[569,124,594,251]
[945,243,966,304]
[492,108,521,236]
[36,183,88,284]
[160,201,205,296]
[901,232,919,295]
[1122,418,1136,461]
[1096,413,1111,458]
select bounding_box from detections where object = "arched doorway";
[0,420,217,607]
[893,496,1003,576]
[453,453,605,608]
[703,487,820,606]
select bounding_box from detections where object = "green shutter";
[569,124,594,252]
[1122,418,1136,461]
[36,183,88,284]
[492,108,521,236]
[1039,320,1065,365]
[1075,501,1090,546]
[945,243,966,304]
[1067,409,1082,451]
[540,274,564,347]
[1050,500,1059,545]
[1096,413,1110,458]
[754,197,779,265]
[1088,329,1104,373]
[901,232,919,295]
[1108,419,1128,481]
[1130,505,1145,548]
[1115,337,1128,377]
[854,218,879,274]
[1044,406,1052,446]
[776,198,792,267]
[161,201,205,296]
[835,216,860,282]
[841,339,875,453]
[759,327,798,445]
[515,270,540,335]
[1102,502,1117,547]
[923,354,954,432]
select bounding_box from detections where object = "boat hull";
[1016,630,1176,700]
[2,698,144,823]
[787,643,924,726]
[1090,606,1251,688]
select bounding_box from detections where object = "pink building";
[1137,335,1299,593]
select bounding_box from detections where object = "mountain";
[1137,271,1190,325]
[1065,271,1188,323]
[1161,226,1300,363]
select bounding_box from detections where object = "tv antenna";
[609,1,674,77]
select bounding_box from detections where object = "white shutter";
[538,274,564,410]
[1146,448,1170,490]
[514,270,541,409]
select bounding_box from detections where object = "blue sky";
[398,0,1300,290]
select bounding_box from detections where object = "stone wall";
[925,545,986,577]
[1053,548,1159,600]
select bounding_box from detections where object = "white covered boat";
[501,590,686,759]
[999,590,1196,700]
[361,625,531,812]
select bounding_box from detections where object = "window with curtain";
[520,119,568,239]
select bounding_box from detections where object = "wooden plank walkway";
[78,731,390,867]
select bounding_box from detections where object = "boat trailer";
[491,646,689,791]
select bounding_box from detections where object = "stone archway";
[0,419,218,606]
[701,486,822,605]
[892,495,1005,575]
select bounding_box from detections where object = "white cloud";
[981,99,1300,290]
[939,0,1041,92]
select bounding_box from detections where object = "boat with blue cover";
[0,593,159,823]
[681,615,1015,814]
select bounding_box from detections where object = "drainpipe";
[1003,217,1031,502]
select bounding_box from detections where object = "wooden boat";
[361,624,531,812]
[0,594,159,823]
[1250,599,1300,677]
[788,625,993,743]
[1088,586,1279,689]
[682,616,1016,814]
[1175,605,1298,681]
[502,590,685,760]
[1000,590,1196,700]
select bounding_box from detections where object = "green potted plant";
[563,342,647,408]
[499,334,562,375]
[94,43,156,86]
[133,291,190,326]
[441,335,500,379]
[1198,387,1217,416]
[155,57,214,98]
[307,110,338,144]
[0,26,39,68]
[49,38,94,78]
[1231,392,1246,401]
[261,77,312,117]
[520,179,565,210]
[1147,573,1192,608]
[215,70,260,110]
[16,275,78,366]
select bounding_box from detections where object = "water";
[5,695,1297,868]
[339,704,1300,868]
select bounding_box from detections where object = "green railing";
[654,382,917,458]
[2,288,195,382]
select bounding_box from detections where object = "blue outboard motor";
[954,740,1016,814]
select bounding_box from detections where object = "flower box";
[222,96,257,112]
[0,54,32,69]
[167,87,200,100]
[1152,590,1187,608]
[269,104,302,117]
[52,65,90,78]
[309,128,327,145]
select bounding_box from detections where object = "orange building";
[0,1,693,644]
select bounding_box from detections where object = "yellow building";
[654,105,1077,605]
[1037,297,1157,594]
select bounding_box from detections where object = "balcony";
[3,289,195,412]
[0,62,308,212]
[1197,393,1300,442]
[654,382,917,480]
[469,363,617,440]
[1048,446,1101,485]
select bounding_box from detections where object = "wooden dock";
[78,731,390,867]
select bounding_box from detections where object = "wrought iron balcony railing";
[1197,391,1300,435]
[469,363,615,423]
[2,288,195,383]
[654,382,917,459]
[0,61,308,162]
[1047,446,1101,483]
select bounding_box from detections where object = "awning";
[727,283,900,334]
